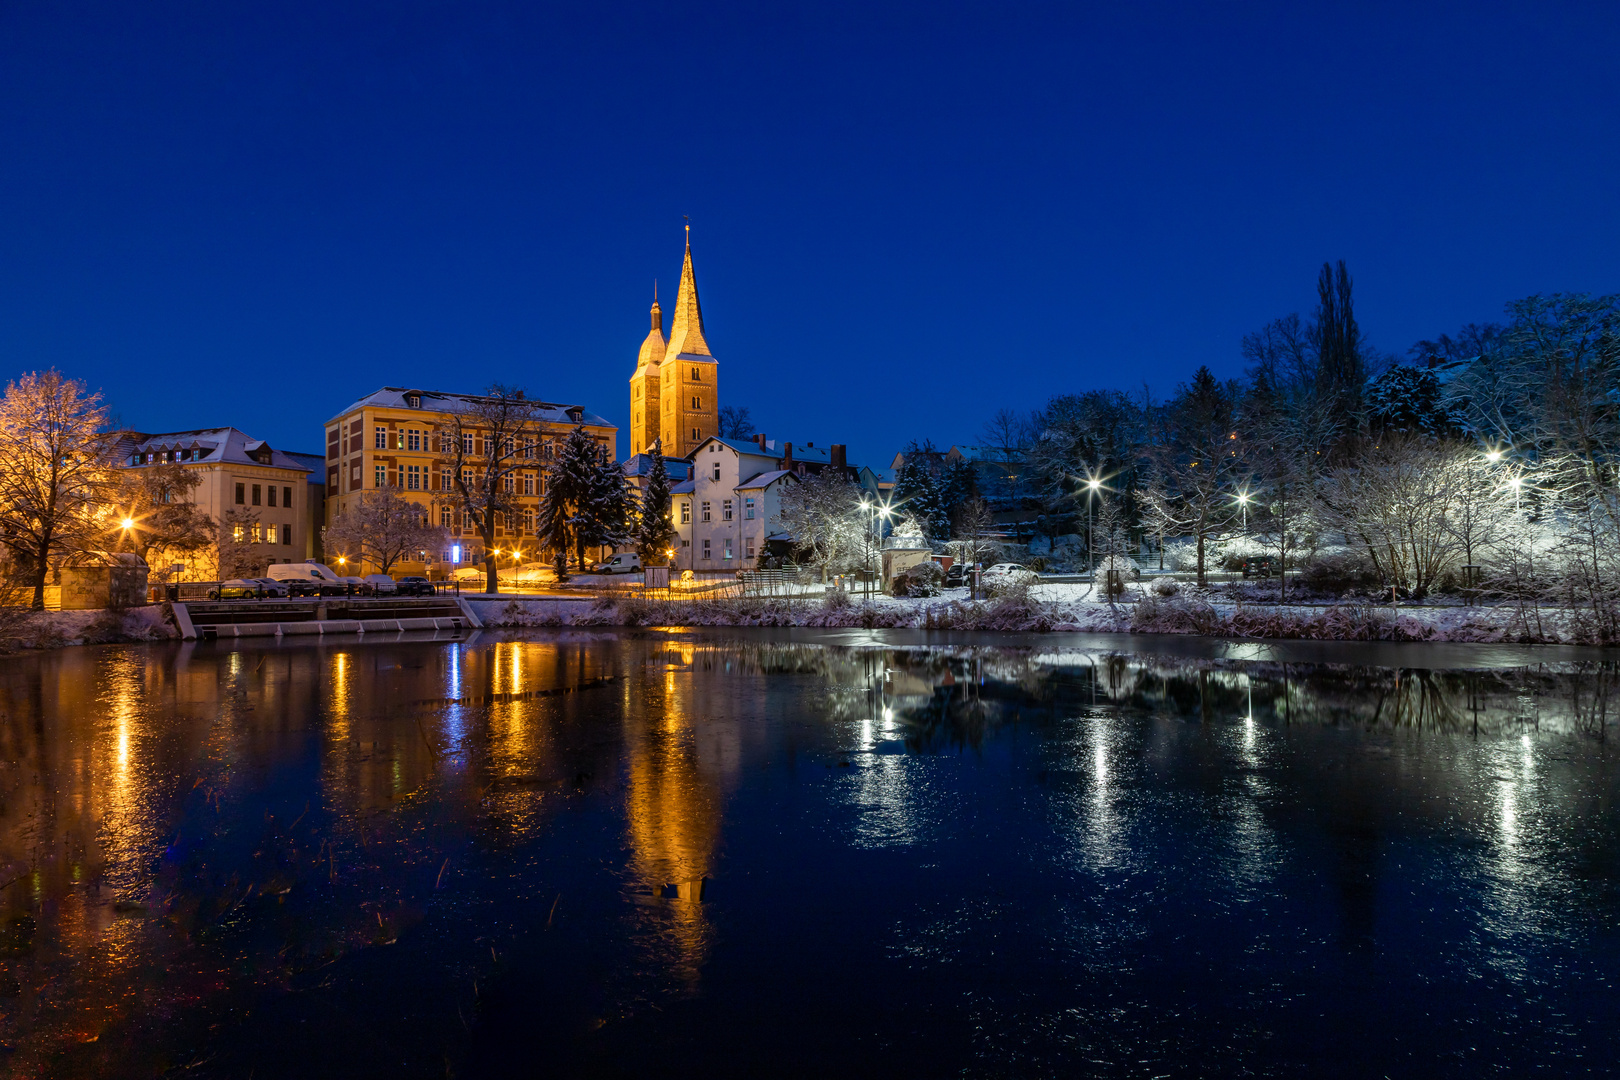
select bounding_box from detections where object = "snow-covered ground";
[0,605,177,651]
[470,584,1609,644]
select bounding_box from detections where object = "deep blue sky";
[3,2,1618,468]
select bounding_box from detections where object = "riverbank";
[1,588,1611,651]
[469,588,1614,645]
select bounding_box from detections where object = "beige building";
[628,225,719,460]
[322,387,616,575]
[118,428,314,578]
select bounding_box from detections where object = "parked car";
[980,563,1040,587]
[591,552,643,575]
[251,578,290,598]
[363,574,399,595]
[208,579,266,600]
[1241,555,1277,579]
[340,576,373,595]
[396,576,436,596]
[268,562,350,596]
[944,562,976,588]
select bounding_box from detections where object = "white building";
[670,437,803,572]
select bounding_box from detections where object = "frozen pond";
[2,628,1619,1077]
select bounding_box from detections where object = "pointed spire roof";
[636,285,666,371]
[664,223,712,358]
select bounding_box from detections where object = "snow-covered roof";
[669,479,696,495]
[736,469,796,491]
[621,453,693,480]
[328,386,614,430]
[119,428,312,473]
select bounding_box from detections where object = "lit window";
[232,524,244,542]
[375,465,386,488]
[680,502,691,524]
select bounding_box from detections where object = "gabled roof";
[119,428,312,473]
[736,469,796,491]
[328,387,614,430]
[669,479,696,495]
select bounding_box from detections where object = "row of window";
[697,537,754,560]
[362,464,543,494]
[235,483,295,508]
[681,497,755,524]
[230,523,294,545]
[358,426,558,458]
[131,449,207,465]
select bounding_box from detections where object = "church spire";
[636,281,667,372]
[664,221,711,358]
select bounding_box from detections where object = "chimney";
[782,442,793,469]
[830,444,846,470]
[753,432,767,451]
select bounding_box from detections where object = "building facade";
[323,387,616,575]
[117,428,313,579]
[628,225,719,460]
[668,436,875,572]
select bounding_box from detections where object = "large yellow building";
[628,226,719,460]
[322,387,616,575]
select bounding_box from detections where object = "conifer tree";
[539,426,598,572]
[638,443,676,564]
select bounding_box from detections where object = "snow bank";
[0,605,178,652]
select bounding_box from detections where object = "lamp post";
[1236,490,1250,531]
[1086,477,1101,579]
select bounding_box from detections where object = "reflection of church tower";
[628,225,718,460]
[628,292,666,457]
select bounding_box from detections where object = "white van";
[267,562,347,596]
[591,552,643,575]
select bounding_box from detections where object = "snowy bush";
[894,560,944,598]
[1152,577,1180,598]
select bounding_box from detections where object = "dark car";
[278,578,321,597]
[251,578,290,598]
[208,579,265,600]
[396,576,436,596]
[944,563,975,588]
[1241,555,1277,579]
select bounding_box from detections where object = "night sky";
[2,2,1617,469]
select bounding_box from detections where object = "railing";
[154,579,461,602]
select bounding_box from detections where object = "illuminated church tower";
[628,225,718,460]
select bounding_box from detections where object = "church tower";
[628,290,665,457]
[658,226,719,458]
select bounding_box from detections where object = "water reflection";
[0,633,1617,1076]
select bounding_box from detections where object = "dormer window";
[406,394,421,408]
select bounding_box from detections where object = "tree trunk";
[482,525,498,593]
[29,530,51,611]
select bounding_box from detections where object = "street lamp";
[1235,489,1250,531]
[1086,477,1102,578]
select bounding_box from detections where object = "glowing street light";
[120,517,136,531]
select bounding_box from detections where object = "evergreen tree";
[576,449,635,563]
[937,458,978,535]
[894,459,950,546]
[539,426,598,572]
[638,443,676,564]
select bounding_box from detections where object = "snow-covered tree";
[539,426,631,570]
[637,443,676,564]
[774,469,858,581]
[893,459,950,546]
[322,489,448,575]
[443,384,548,593]
[112,461,214,581]
[216,508,267,580]
[0,371,120,609]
